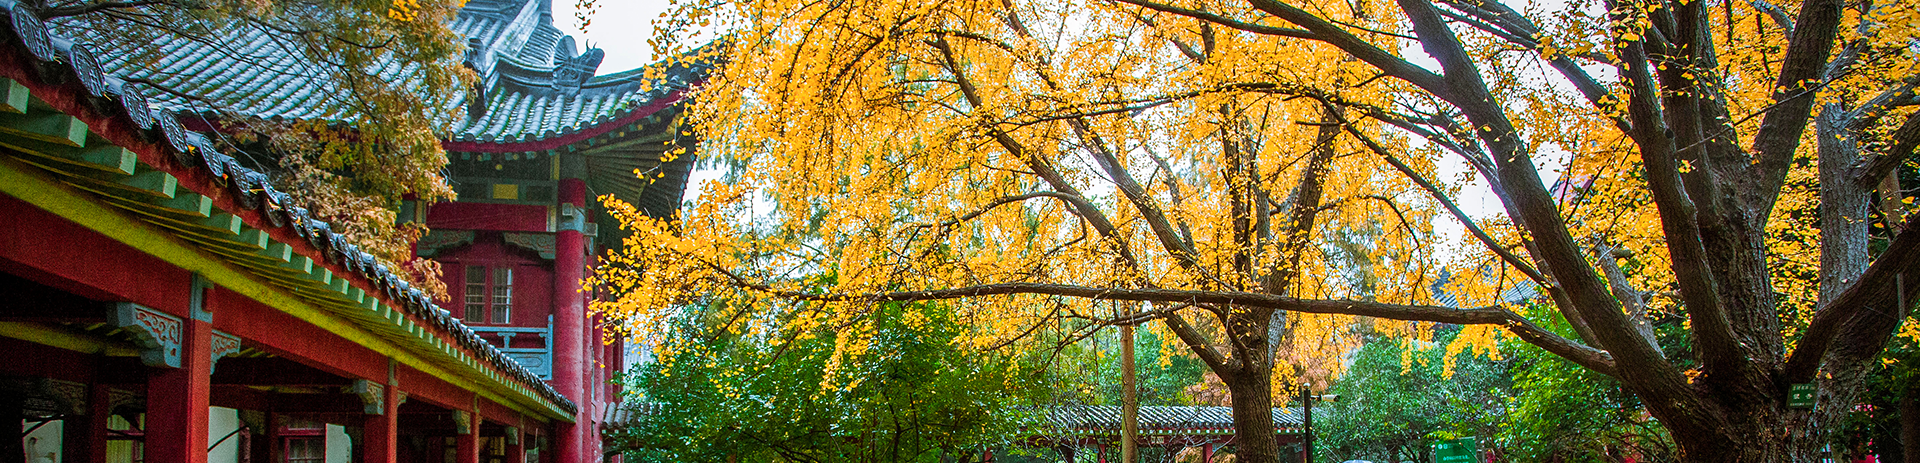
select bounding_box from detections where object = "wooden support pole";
[505,426,526,463]
[257,412,279,463]
[146,316,211,463]
[359,381,400,463]
[74,381,110,463]
[456,412,480,463]
[1120,323,1137,463]
[553,173,588,463]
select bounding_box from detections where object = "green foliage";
[1317,330,1511,463]
[1046,327,1209,407]
[1833,328,1920,462]
[1319,321,1676,463]
[1497,337,1674,462]
[612,300,1051,463]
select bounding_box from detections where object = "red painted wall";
[433,232,555,330]
[0,195,192,317]
[425,202,550,232]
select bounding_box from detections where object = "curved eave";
[0,0,576,420]
[444,87,690,153]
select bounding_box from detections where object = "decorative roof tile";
[0,0,576,415]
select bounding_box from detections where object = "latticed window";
[492,267,513,324]
[280,417,325,463]
[284,437,323,463]
[465,266,487,321]
[462,265,515,324]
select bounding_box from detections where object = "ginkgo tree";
[593,0,1920,460]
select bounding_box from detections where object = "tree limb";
[1102,0,1317,39]
[709,267,1619,375]
[1784,221,1920,382]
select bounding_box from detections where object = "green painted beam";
[322,275,349,295]
[154,192,214,218]
[197,213,242,236]
[0,78,26,114]
[256,242,293,263]
[0,110,87,147]
[234,228,271,250]
[305,266,334,287]
[115,170,176,199]
[0,136,134,175]
[281,255,314,274]
[0,156,573,421]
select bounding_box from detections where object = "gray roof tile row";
[0,0,575,415]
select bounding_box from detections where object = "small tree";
[611,299,1049,462]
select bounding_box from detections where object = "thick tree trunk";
[1904,391,1919,463]
[1224,367,1280,463]
[1652,350,1882,463]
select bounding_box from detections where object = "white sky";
[556,0,675,73]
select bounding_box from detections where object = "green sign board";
[1789,383,1816,409]
[1434,437,1478,463]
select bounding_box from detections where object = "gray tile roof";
[0,0,575,415]
[447,45,708,146]
[58,0,707,147]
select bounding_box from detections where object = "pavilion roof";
[60,0,707,148]
[0,0,575,418]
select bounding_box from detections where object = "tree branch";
[1853,111,1920,186]
[1785,221,1920,382]
[711,266,1619,375]
[1102,0,1317,39]
[1745,0,1848,218]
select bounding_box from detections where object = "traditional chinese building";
[0,0,697,462]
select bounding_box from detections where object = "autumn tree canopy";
[596,0,1920,460]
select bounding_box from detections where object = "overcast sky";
[555,0,675,73]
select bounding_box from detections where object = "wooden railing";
[471,315,554,379]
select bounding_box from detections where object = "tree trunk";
[1904,390,1919,463]
[1224,366,1279,463]
[1649,367,1881,463]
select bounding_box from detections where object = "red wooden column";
[456,412,481,463]
[145,308,211,463]
[505,426,526,463]
[553,167,588,463]
[257,412,281,463]
[73,381,111,463]
[359,380,401,463]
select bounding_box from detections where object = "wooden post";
[553,169,588,463]
[73,381,111,463]
[146,315,211,463]
[455,411,480,463]
[505,427,526,463]
[1202,442,1214,463]
[1302,384,1314,463]
[258,412,280,463]
[1121,323,1137,463]
[359,382,400,463]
